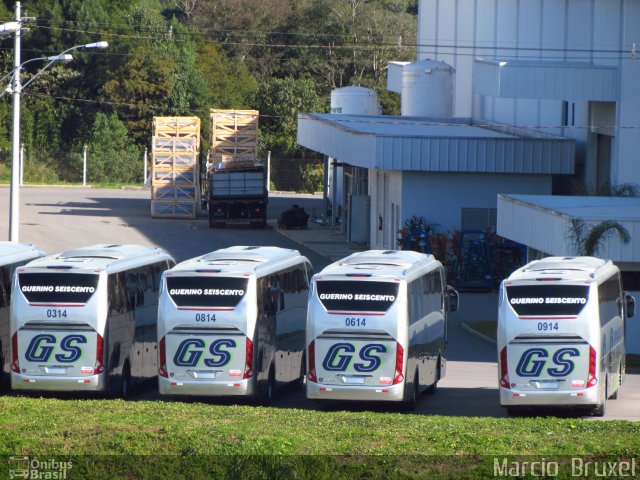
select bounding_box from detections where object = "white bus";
[0,242,46,390]
[10,244,175,396]
[158,246,311,401]
[306,250,459,409]
[498,256,635,416]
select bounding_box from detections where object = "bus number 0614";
[345,317,366,327]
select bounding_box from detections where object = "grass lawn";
[0,395,638,479]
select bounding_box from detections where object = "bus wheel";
[296,354,306,391]
[120,363,132,399]
[592,379,607,417]
[263,366,277,405]
[426,358,441,395]
[401,372,418,412]
[609,365,621,400]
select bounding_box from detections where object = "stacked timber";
[151,116,200,218]
[209,109,259,170]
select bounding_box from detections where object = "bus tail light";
[158,336,168,378]
[587,346,597,388]
[392,342,404,385]
[307,341,317,383]
[499,347,510,389]
[10,332,19,373]
[243,338,254,379]
[94,334,105,375]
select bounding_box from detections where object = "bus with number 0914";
[10,244,175,396]
[0,242,46,390]
[157,246,312,402]
[306,250,459,409]
[498,256,635,416]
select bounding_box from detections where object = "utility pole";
[8,0,21,241]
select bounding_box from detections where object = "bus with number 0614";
[0,242,46,390]
[157,246,312,402]
[498,256,635,416]
[10,244,175,396]
[306,250,459,409]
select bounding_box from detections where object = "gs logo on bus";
[322,342,387,373]
[25,334,87,363]
[173,338,236,367]
[515,347,580,378]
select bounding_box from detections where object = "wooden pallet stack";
[209,109,259,170]
[151,116,201,218]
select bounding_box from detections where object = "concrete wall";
[400,172,551,234]
[417,0,640,188]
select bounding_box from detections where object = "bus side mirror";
[447,285,459,312]
[626,293,635,318]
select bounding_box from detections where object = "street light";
[4,0,109,241]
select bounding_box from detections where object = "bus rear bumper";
[500,386,600,407]
[158,377,255,397]
[306,380,404,401]
[11,372,106,392]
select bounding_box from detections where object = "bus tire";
[261,365,276,405]
[296,354,306,391]
[592,378,607,417]
[401,372,418,411]
[426,357,441,395]
[120,362,132,399]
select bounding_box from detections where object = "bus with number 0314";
[0,242,46,390]
[157,246,312,402]
[306,250,459,409]
[498,256,635,416]
[10,244,175,396]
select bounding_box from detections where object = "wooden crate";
[209,109,259,160]
[152,185,197,202]
[151,200,196,218]
[152,168,197,186]
[153,116,201,143]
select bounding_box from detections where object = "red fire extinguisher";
[378,214,383,231]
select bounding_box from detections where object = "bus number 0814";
[195,313,216,322]
[345,318,366,327]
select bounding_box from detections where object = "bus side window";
[0,265,9,308]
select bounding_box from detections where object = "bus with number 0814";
[498,256,635,416]
[0,242,46,390]
[10,244,175,396]
[157,246,312,402]
[306,250,459,409]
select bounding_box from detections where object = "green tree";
[256,75,326,157]
[77,112,141,183]
[569,218,631,257]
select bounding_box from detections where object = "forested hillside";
[0,0,417,185]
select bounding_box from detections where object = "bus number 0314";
[345,317,366,327]
[46,309,67,318]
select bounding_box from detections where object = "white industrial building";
[297,0,639,350]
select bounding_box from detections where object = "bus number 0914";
[345,317,366,327]
[537,322,559,332]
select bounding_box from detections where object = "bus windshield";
[166,276,248,308]
[18,272,99,304]
[506,284,590,316]
[315,280,399,312]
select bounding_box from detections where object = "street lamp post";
[3,0,108,241]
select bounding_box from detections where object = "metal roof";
[506,256,616,283]
[497,194,640,264]
[0,242,45,266]
[170,246,307,276]
[474,59,618,101]
[297,114,575,174]
[316,249,439,279]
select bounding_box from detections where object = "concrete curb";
[461,322,497,346]
[267,219,333,261]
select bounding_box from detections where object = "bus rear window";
[166,276,248,308]
[18,272,99,304]
[316,280,399,312]
[506,284,589,316]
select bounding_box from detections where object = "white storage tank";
[330,86,381,115]
[401,60,453,116]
